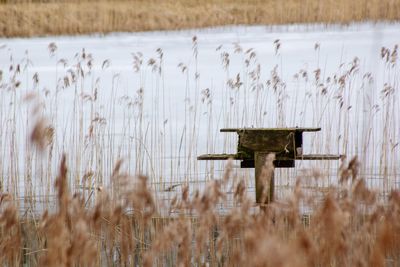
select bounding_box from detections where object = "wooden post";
[254,152,275,205]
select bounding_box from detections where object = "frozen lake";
[0,22,399,204]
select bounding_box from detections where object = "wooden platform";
[220,127,321,132]
[197,154,244,160]
[297,154,341,160]
[197,127,342,205]
[197,153,341,161]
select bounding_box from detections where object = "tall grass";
[0,36,399,199]
[1,0,400,37]
[1,153,400,266]
[0,33,399,265]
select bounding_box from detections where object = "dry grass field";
[1,0,400,37]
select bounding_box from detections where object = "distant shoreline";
[1,21,398,41]
[1,0,400,38]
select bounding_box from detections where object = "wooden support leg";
[255,152,275,205]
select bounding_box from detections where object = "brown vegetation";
[1,0,400,37]
[1,155,400,266]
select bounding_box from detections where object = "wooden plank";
[198,154,341,161]
[197,154,240,160]
[298,154,342,160]
[221,127,321,132]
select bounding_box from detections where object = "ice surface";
[0,22,399,201]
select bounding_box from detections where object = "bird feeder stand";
[198,127,340,205]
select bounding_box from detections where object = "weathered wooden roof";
[220,127,321,132]
[197,153,341,161]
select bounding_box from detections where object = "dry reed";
[1,155,400,266]
[1,0,400,37]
